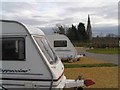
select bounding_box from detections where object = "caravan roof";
[0,20,45,36]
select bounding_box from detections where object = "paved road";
[76,47,119,65]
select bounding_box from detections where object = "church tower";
[87,14,92,41]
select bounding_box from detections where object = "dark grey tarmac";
[76,47,119,65]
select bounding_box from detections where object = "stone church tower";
[87,15,92,41]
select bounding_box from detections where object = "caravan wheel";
[74,87,83,90]
[67,58,73,63]
[77,58,80,61]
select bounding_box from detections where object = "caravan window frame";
[1,36,26,61]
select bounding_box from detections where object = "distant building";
[86,15,92,41]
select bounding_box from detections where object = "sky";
[0,0,119,37]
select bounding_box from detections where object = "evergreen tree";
[66,25,78,41]
[87,15,92,42]
[77,22,88,41]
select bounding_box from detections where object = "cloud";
[49,17,75,25]
[92,25,118,37]
[59,2,118,24]
[2,2,33,12]
[1,1,119,35]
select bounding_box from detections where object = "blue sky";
[0,0,119,37]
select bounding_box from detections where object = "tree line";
[53,22,90,42]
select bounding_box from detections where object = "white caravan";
[0,20,94,90]
[46,34,84,62]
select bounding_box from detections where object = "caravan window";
[54,40,67,47]
[1,37,25,60]
[34,37,58,64]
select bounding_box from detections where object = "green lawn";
[86,48,120,54]
[64,63,118,68]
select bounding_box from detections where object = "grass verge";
[64,67,118,88]
[86,48,120,54]
[64,63,118,68]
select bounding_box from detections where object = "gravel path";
[76,47,119,65]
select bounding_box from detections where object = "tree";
[77,22,88,41]
[66,25,78,41]
[99,32,103,37]
[86,15,92,41]
[53,24,66,34]
[106,33,116,38]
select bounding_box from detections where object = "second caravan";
[46,34,84,62]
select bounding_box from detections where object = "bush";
[72,42,93,47]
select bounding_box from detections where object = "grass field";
[63,57,118,68]
[86,48,120,54]
[64,57,106,64]
[64,67,118,88]
[64,63,117,68]
[63,57,118,88]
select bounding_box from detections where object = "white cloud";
[1,1,119,36]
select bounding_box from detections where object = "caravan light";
[84,79,95,86]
